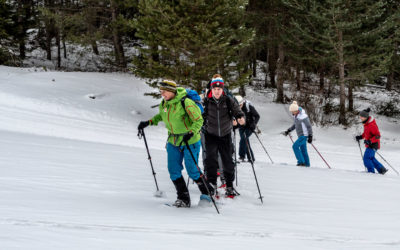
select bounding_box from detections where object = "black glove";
[182,132,194,142]
[283,129,290,136]
[138,120,150,130]
[249,124,256,132]
[307,135,313,144]
[364,139,372,146]
[355,135,363,141]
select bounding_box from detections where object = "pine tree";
[283,0,389,125]
[381,0,400,90]
[133,0,253,91]
[0,0,13,64]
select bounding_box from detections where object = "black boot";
[379,167,388,175]
[195,177,215,196]
[172,177,190,207]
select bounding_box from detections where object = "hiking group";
[138,75,388,208]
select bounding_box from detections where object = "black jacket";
[203,95,244,137]
[241,101,260,130]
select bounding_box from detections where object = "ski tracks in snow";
[1,218,399,247]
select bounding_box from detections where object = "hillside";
[0,66,399,250]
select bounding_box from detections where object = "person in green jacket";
[138,80,213,207]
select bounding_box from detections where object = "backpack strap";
[181,96,187,113]
[225,95,233,119]
[202,97,209,124]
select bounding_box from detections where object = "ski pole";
[234,129,238,186]
[183,140,220,214]
[254,132,274,164]
[138,129,162,196]
[243,132,264,204]
[288,133,294,143]
[310,143,331,169]
[357,140,367,172]
[375,151,400,176]
[286,133,331,169]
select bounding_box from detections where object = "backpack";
[181,89,204,114]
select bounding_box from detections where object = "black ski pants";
[204,132,235,187]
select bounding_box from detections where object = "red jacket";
[362,117,381,149]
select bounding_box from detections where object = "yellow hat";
[159,79,177,93]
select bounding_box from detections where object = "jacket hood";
[293,107,308,119]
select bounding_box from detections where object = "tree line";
[0,0,399,124]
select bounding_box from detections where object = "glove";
[364,139,372,146]
[182,132,194,142]
[283,130,290,136]
[307,135,313,144]
[249,124,256,132]
[138,120,150,130]
[355,135,363,141]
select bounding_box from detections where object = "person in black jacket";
[234,95,260,162]
[203,75,245,198]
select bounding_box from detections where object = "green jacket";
[149,87,203,146]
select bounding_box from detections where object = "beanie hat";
[359,108,371,118]
[210,77,224,89]
[159,79,177,93]
[289,101,299,112]
[235,95,244,105]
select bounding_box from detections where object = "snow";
[0,65,400,249]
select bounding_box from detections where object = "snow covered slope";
[0,66,399,250]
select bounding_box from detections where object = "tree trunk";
[46,32,52,60]
[268,46,277,88]
[319,68,325,91]
[63,36,67,59]
[16,1,31,59]
[387,71,394,91]
[296,66,301,90]
[252,58,257,77]
[91,41,99,55]
[387,41,398,91]
[348,81,353,112]
[338,30,346,125]
[239,85,246,97]
[276,43,285,103]
[110,0,126,68]
[56,29,61,68]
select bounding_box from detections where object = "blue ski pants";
[239,128,255,161]
[166,140,202,181]
[292,136,310,166]
[363,147,384,173]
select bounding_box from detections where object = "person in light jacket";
[283,101,313,167]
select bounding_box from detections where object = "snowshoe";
[198,194,212,207]
[172,199,190,208]
[225,187,240,199]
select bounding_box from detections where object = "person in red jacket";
[355,108,388,174]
